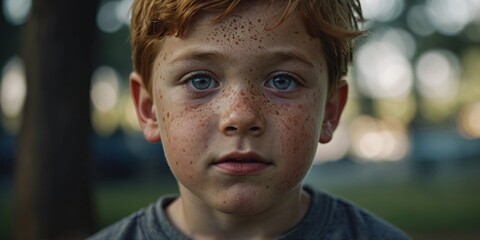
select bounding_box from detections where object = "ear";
[130,72,161,143]
[319,80,348,144]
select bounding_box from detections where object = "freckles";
[277,105,315,156]
[287,116,299,126]
[214,16,267,49]
[166,105,211,152]
[198,117,207,128]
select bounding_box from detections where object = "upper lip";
[213,151,272,165]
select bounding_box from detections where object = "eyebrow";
[169,48,316,70]
[258,50,316,69]
[169,49,229,65]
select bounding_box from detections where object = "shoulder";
[326,195,410,239]
[87,209,149,240]
[283,185,411,240]
[87,195,177,240]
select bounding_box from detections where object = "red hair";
[130,0,365,94]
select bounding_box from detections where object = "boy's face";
[132,2,347,214]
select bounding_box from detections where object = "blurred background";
[1,0,479,239]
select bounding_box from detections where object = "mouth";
[212,152,272,175]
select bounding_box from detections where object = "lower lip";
[213,162,270,175]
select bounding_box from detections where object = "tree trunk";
[15,1,98,239]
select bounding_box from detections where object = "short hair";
[130,0,365,95]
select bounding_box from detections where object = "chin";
[214,199,270,215]
[209,184,275,215]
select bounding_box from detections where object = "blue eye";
[265,74,298,91]
[187,74,218,90]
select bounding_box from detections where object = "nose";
[219,91,265,137]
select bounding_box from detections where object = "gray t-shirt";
[88,185,410,239]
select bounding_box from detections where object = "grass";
[2,173,479,239]
[92,178,178,228]
[327,183,480,232]
[0,196,13,239]
[90,177,480,239]
[307,176,480,239]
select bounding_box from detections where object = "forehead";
[159,2,325,67]
[187,2,311,43]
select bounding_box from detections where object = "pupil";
[193,77,211,90]
[273,77,290,90]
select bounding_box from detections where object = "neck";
[167,185,311,240]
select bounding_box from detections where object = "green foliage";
[1,176,479,239]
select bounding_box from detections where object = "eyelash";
[264,73,300,91]
[183,72,219,91]
[180,71,301,98]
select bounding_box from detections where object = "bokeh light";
[415,49,461,100]
[458,47,480,104]
[355,30,414,99]
[425,0,478,36]
[2,0,31,25]
[91,66,121,136]
[457,102,480,139]
[97,1,123,33]
[120,92,142,133]
[349,116,410,162]
[1,57,26,118]
[92,107,120,136]
[313,125,350,164]
[117,0,133,26]
[91,66,120,112]
[0,56,27,134]
[360,0,404,22]
[381,28,417,60]
[96,0,132,33]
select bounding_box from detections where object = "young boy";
[90,0,410,239]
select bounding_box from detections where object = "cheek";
[273,99,323,184]
[157,101,213,177]
[278,103,321,157]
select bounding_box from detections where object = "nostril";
[226,126,237,132]
[249,126,260,132]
